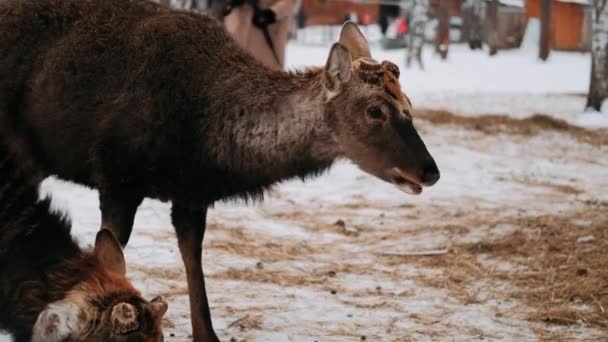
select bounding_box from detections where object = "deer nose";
[421,162,440,186]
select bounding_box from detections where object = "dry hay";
[323,327,372,339]
[207,237,315,262]
[131,265,185,281]
[209,198,608,330]
[226,314,264,331]
[417,109,608,146]
[209,262,375,290]
[387,205,608,329]
[474,213,608,328]
[210,267,329,287]
[264,210,369,237]
[502,176,584,195]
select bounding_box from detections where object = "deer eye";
[366,106,384,120]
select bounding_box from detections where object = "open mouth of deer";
[389,168,423,195]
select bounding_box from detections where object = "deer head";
[323,22,439,194]
[32,230,167,342]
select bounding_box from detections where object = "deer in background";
[0,144,168,341]
[0,0,439,340]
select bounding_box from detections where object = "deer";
[0,0,439,340]
[0,142,168,341]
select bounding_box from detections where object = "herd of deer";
[0,0,439,341]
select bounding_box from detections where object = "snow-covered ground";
[3,41,607,341]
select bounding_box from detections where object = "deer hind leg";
[171,205,219,342]
[99,189,142,247]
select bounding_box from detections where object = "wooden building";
[526,0,591,51]
[430,0,464,16]
[299,0,464,28]
[300,0,380,26]
[492,0,528,49]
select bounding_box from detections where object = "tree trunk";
[463,0,485,50]
[435,0,450,59]
[539,0,552,60]
[486,0,498,55]
[462,5,471,42]
[587,0,608,111]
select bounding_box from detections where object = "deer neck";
[205,69,340,183]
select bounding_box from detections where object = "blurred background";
[156,0,605,122]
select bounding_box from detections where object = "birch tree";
[462,0,485,49]
[486,0,499,55]
[587,0,608,111]
[407,0,429,69]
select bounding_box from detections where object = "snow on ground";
[3,42,608,341]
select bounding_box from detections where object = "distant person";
[378,3,400,36]
[217,0,298,69]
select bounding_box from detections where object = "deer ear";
[94,229,126,275]
[147,296,168,320]
[339,21,371,60]
[325,43,352,90]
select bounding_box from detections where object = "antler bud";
[111,302,139,335]
[357,57,381,71]
[381,61,400,78]
[354,58,382,85]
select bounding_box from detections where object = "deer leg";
[99,190,142,247]
[171,205,219,342]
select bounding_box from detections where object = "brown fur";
[0,145,166,341]
[0,2,438,339]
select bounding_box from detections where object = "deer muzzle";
[389,167,424,195]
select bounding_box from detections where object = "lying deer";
[0,145,168,341]
[0,0,439,340]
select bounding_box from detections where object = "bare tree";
[539,0,552,60]
[435,0,450,59]
[486,0,498,55]
[407,0,429,69]
[587,0,608,111]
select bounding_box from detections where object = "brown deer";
[0,0,439,340]
[0,145,168,341]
